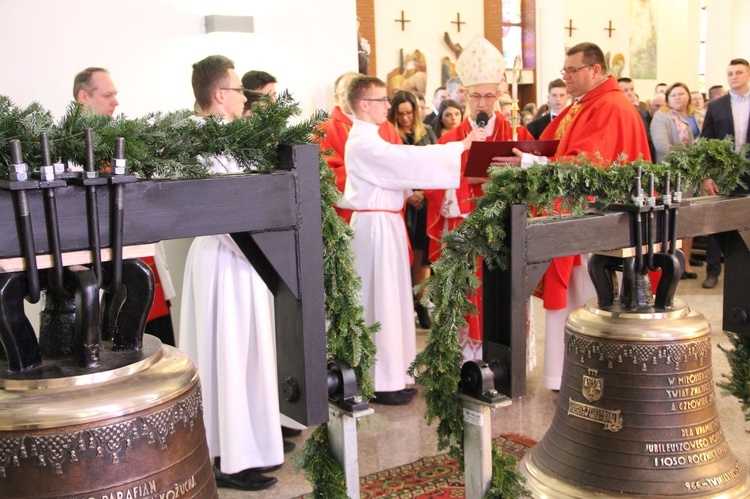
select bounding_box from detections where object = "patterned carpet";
[359,434,535,498]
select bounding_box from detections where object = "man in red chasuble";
[496,42,651,390]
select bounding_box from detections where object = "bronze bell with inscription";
[0,336,217,498]
[520,174,750,497]
[519,247,750,497]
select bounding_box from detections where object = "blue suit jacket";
[700,94,750,143]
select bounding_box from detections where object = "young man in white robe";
[343,76,486,405]
[178,55,281,491]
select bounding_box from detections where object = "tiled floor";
[218,274,750,498]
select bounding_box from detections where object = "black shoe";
[281,425,302,438]
[415,303,432,329]
[371,390,413,405]
[689,257,704,267]
[681,271,698,279]
[702,275,719,289]
[283,439,296,453]
[400,387,418,396]
[215,456,281,474]
[213,465,277,491]
[250,463,282,473]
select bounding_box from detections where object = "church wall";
[373,0,485,108]
[370,0,714,107]
[705,0,750,90]
[559,0,701,99]
[0,0,356,118]
[0,0,358,338]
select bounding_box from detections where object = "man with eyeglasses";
[425,35,533,360]
[494,42,651,392]
[179,55,283,492]
[315,71,403,223]
[342,74,485,406]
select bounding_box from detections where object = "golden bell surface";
[520,299,750,498]
[0,335,217,498]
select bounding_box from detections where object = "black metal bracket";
[483,194,750,398]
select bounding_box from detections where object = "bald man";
[73,67,119,115]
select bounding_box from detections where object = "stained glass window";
[501,0,523,64]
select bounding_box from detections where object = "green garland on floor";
[0,93,375,497]
[409,138,750,497]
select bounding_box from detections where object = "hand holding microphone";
[462,112,490,150]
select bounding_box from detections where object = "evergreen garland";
[3,94,750,495]
[410,138,749,497]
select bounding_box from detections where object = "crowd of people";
[67,43,748,492]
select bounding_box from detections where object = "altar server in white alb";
[342,75,486,405]
[179,55,280,492]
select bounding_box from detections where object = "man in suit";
[424,86,448,127]
[699,58,750,289]
[526,79,568,139]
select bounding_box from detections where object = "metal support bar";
[459,394,512,499]
[326,403,374,499]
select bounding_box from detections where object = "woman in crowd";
[651,82,703,279]
[387,90,438,328]
[433,99,464,137]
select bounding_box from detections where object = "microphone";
[476,111,489,128]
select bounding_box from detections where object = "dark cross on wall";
[394,10,411,31]
[604,20,616,38]
[452,12,466,32]
[565,19,577,37]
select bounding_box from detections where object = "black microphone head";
[476,111,490,128]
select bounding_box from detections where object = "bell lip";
[565,298,710,342]
[0,338,200,430]
[519,452,750,498]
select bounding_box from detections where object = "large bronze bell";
[0,336,217,498]
[520,252,750,498]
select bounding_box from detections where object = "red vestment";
[425,112,532,341]
[539,75,652,310]
[316,106,402,223]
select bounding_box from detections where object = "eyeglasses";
[363,97,389,103]
[560,65,592,75]
[469,93,497,103]
[221,87,246,94]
